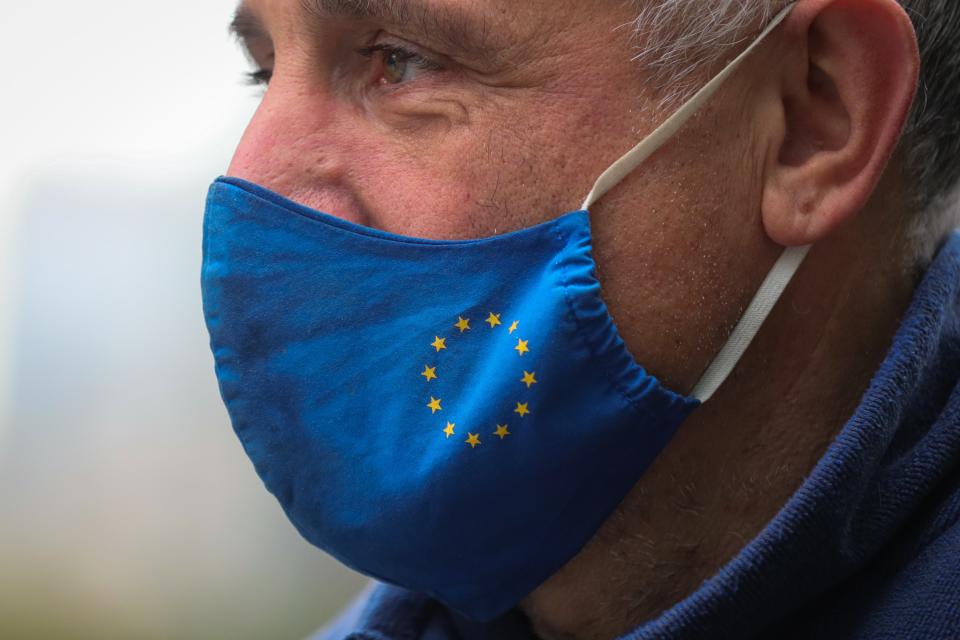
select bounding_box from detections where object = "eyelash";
[244,69,273,86]
[242,43,442,87]
[356,42,444,75]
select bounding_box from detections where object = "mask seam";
[553,225,648,416]
[216,178,582,249]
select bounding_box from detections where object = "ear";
[761,0,920,246]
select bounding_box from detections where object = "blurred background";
[0,2,367,638]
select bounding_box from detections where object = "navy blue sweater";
[314,232,960,640]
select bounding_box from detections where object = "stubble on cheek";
[408,97,590,240]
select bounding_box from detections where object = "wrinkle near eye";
[367,88,472,133]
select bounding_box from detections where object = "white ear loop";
[580,3,796,211]
[580,3,809,402]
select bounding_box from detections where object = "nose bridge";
[227,75,350,204]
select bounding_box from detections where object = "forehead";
[231,0,593,49]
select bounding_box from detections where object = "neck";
[521,187,919,640]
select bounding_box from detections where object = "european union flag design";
[419,311,539,449]
[202,177,699,621]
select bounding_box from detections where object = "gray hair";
[627,0,960,265]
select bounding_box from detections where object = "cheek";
[228,76,636,243]
[352,104,595,240]
[340,140,492,240]
[586,110,774,393]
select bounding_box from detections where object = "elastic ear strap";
[580,3,795,211]
[691,245,811,402]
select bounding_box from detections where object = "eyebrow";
[229,5,268,44]
[232,0,507,62]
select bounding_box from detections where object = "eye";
[357,42,443,86]
[244,69,273,86]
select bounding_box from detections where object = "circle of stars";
[420,311,537,449]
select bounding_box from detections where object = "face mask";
[202,4,802,622]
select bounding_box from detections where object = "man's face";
[222,3,925,636]
[228,0,772,401]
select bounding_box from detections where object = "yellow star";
[427,397,443,414]
[431,336,447,352]
[455,317,471,333]
[494,424,511,440]
[515,402,530,417]
[421,365,438,382]
[486,312,502,328]
[444,422,456,438]
[521,371,538,388]
[508,321,520,335]
[466,433,481,448]
[515,338,530,356]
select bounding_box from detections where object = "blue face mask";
[202,5,801,623]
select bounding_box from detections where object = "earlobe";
[761,0,920,247]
